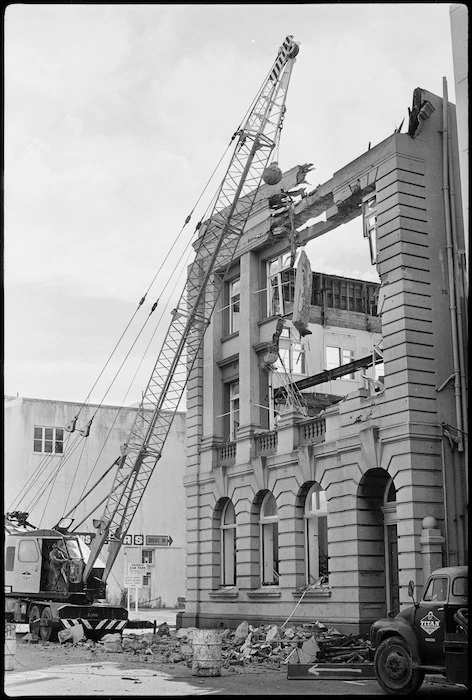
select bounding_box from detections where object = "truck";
[4,35,301,642]
[4,513,128,641]
[370,566,468,695]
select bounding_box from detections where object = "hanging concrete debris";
[292,248,313,337]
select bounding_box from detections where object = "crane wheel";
[28,604,41,640]
[39,606,58,643]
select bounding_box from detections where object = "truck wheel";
[28,605,41,640]
[374,637,425,695]
[39,607,58,643]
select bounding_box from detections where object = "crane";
[82,35,301,587]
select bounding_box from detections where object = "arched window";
[304,483,328,583]
[260,493,279,585]
[220,500,236,586]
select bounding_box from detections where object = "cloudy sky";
[4,3,457,407]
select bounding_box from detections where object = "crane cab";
[5,530,87,596]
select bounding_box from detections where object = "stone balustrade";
[215,415,326,466]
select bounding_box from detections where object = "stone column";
[236,251,261,463]
[419,516,445,580]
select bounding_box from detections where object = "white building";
[4,396,186,608]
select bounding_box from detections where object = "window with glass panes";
[229,382,239,441]
[229,279,240,334]
[275,328,306,375]
[363,195,378,265]
[142,549,153,565]
[267,253,295,316]
[33,426,64,454]
[304,483,328,583]
[220,500,236,586]
[260,493,279,585]
[326,346,356,379]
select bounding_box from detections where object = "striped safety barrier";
[61,618,127,632]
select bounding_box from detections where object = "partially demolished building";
[181,86,468,635]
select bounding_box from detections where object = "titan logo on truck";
[420,611,441,635]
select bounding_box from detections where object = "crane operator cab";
[44,538,84,593]
[5,528,106,601]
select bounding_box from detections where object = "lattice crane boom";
[83,35,300,584]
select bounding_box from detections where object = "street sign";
[145,535,173,547]
[124,575,142,588]
[125,563,146,588]
[128,563,147,573]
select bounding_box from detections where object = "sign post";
[125,564,147,613]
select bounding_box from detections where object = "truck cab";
[370,566,468,695]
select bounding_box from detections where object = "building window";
[304,484,328,584]
[274,328,306,375]
[229,279,240,334]
[142,574,151,587]
[229,381,239,441]
[363,195,378,265]
[142,549,153,565]
[33,426,64,454]
[267,253,295,316]
[220,500,236,586]
[260,493,279,586]
[326,345,356,380]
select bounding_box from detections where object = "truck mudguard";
[371,617,421,663]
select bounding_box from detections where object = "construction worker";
[48,541,69,592]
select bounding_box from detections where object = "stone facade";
[181,88,467,635]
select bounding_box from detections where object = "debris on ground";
[58,624,85,645]
[20,620,372,673]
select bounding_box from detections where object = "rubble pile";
[33,619,371,672]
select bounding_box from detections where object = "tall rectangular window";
[229,279,240,334]
[363,195,378,265]
[221,501,236,586]
[229,382,240,441]
[141,549,153,565]
[260,493,279,586]
[326,346,356,380]
[274,328,306,375]
[33,426,64,454]
[267,253,294,316]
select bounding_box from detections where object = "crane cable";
[8,429,84,513]
[65,128,238,429]
[16,226,198,522]
[14,55,278,523]
[22,437,87,517]
[57,220,203,522]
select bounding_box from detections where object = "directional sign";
[287,663,375,680]
[145,535,173,547]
